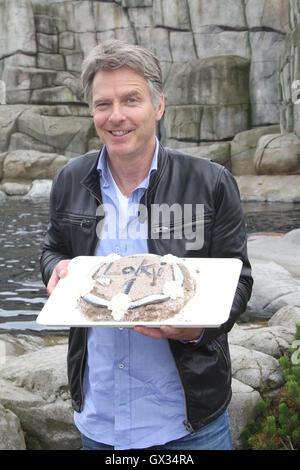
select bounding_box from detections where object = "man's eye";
[95,102,109,109]
[128,97,137,104]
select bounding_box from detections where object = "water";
[0,198,300,333]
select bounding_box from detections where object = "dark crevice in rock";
[0,51,37,62]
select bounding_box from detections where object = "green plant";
[241,323,300,450]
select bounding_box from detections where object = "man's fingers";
[46,270,60,296]
[134,325,203,341]
[46,259,70,295]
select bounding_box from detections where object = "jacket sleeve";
[40,171,72,287]
[197,166,253,346]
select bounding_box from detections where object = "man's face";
[92,67,164,162]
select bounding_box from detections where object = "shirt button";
[119,327,123,331]
[119,363,125,369]
[115,246,120,254]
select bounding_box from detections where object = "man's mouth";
[109,130,132,137]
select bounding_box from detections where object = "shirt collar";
[97,137,159,191]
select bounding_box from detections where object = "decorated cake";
[78,253,196,322]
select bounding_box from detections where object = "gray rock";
[59,31,76,51]
[0,190,6,202]
[235,175,300,202]
[194,31,250,60]
[24,179,53,200]
[3,150,69,180]
[228,378,261,450]
[248,230,300,278]
[250,61,282,126]
[34,14,66,35]
[0,333,68,365]
[164,56,250,106]
[169,32,197,62]
[188,0,246,31]
[268,305,300,332]
[153,0,190,30]
[0,181,31,196]
[231,125,280,176]
[8,132,56,154]
[162,56,250,144]
[230,343,284,393]
[93,1,132,32]
[243,259,300,320]
[0,0,36,60]
[229,323,295,358]
[254,133,300,175]
[178,142,231,169]
[0,105,30,152]
[0,344,81,450]
[36,32,58,54]
[0,403,26,450]
[36,53,65,71]
[245,0,289,32]
[16,107,94,157]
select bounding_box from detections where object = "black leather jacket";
[40,144,253,432]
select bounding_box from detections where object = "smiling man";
[40,40,253,450]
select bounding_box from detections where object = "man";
[40,40,253,450]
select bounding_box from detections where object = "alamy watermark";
[96,203,205,251]
[291,340,300,365]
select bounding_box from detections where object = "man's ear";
[155,94,165,122]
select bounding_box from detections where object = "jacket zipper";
[60,215,93,229]
[168,342,195,433]
[152,217,205,235]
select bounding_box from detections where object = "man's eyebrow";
[93,90,142,105]
[122,90,142,99]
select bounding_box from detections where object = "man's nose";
[109,103,125,123]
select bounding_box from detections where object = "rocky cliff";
[0,0,299,197]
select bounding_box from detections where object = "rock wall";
[280,0,300,136]
[1,0,300,193]
[252,0,300,176]
[0,1,289,133]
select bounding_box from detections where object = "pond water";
[0,198,300,334]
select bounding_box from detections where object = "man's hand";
[134,325,203,342]
[46,259,71,296]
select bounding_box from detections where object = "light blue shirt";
[74,140,189,449]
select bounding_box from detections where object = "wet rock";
[0,181,31,196]
[0,190,6,202]
[24,179,53,199]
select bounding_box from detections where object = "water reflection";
[0,198,300,333]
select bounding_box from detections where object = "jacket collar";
[80,144,168,203]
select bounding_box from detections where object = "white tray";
[36,256,242,328]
